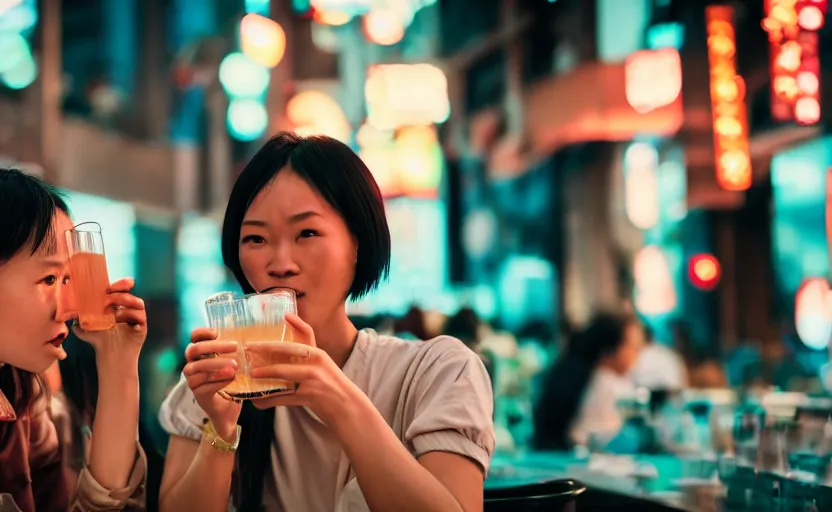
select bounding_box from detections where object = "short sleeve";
[158,373,209,441]
[403,337,496,475]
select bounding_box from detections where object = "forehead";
[244,169,333,220]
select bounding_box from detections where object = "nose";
[55,279,78,323]
[266,243,301,280]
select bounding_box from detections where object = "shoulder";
[357,330,490,389]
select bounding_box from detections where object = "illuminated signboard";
[706,5,752,192]
[763,0,826,124]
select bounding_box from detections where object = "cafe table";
[487,451,724,511]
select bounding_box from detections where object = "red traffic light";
[689,254,721,290]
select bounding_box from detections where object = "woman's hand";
[73,278,147,362]
[246,313,362,428]
[182,328,243,439]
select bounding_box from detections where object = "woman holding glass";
[159,133,495,512]
[0,169,147,511]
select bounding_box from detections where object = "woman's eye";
[62,275,71,285]
[241,235,265,244]
[43,275,57,286]
[299,229,318,239]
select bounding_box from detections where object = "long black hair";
[0,168,67,438]
[533,312,632,450]
[222,133,392,511]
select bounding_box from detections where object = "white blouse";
[159,329,496,512]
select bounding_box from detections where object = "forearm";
[87,353,140,490]
[333,392,463,512]
[160,438,236,512]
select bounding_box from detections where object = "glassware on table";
[205,289,298,401]
[65,222,116,332]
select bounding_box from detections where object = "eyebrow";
[242,211,322,227]
[40,258,65,269]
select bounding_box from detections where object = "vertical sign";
[706,6,752,192]
[763,0,826,124]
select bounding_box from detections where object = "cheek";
[239,249,269,289]
[0,285,46,342]
[307,243,355,287]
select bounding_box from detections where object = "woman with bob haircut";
[0,168,147,511]
[158,133,495,512]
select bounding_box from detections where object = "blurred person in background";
[0,169,147,511]
[534,313,645,451]
[673,321,727,389]
[393,305,430,341]
[443,306,481,350]
[629,322,687,392]
[158,134,494,512]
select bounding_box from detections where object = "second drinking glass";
[205,289,298,401]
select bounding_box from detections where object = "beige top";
[159,329,496,512]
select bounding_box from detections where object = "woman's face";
[0,211,76,373]
[238,169,357,331]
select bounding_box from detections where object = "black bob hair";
[221,132,391,300]
[0,168,68,263]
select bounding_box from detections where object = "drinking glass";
[66,222,115,331]
[205,289,298,401]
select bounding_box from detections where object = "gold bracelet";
[202,420,241,452]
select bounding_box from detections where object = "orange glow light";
[764,0,826,123]
[624,49,682,114]
[365,64,450,129]
[240,14,287,68]
[706,6,752,191]
[313,10,352,26]
[363,8,405,46]
[689,253,721,291]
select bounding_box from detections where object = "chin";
[7,359,53,375]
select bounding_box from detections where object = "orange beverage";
[69,252,115,331]
[218,322,296,399]
[66,222,115,332]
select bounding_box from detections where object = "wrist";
[95,347,140,372]
[203,420,241,452]
[329,382,373,439]
[210,419,239,441]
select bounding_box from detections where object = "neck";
[311,307,358,368]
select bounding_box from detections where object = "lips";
[262,286,304,299]
[46,333,66,347]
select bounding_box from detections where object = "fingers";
[246,341,313,359]
[252,394,302,410]
[250,363,314,382]
[285,313,315,347]
[183,357,238,377]
[191,327,218,344]
[184,358,238,395]
[107,278,135,294]
[114,307,147,329]
[185,340,239,362]
[105,293,145,312]
[187,375,236,397]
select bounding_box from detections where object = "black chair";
[484,479,586,512]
